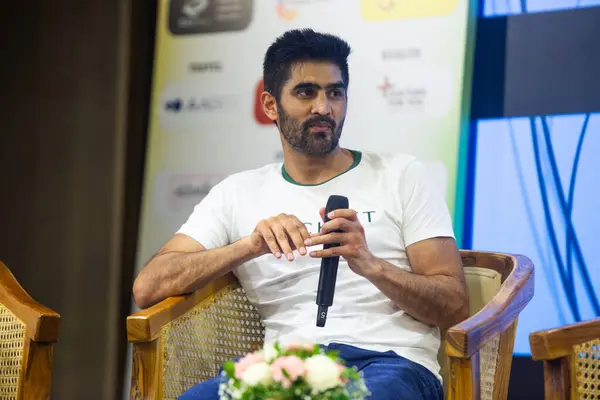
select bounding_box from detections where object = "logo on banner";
[276,0,335,21]
[360,0,458,19]
[189,61,223,73]
[376,67,452,117]
[163,96,225,113]
[169,0,253,35]
[381,47,421,61]
[377,76,394,97]
[276,0,298,21]
[254,79,273,125]
[378,75,426,110]
[159,81,238,133]
[153,172,224,215]
[182,0,210,16]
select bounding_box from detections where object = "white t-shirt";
[177,150,455,381]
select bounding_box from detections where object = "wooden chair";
[127,250,534,400]
[0,261,61,400]
[529,317,600,399]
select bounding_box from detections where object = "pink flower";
[271,356,306,388]
[285,342,314,352]
[234,352,265,380]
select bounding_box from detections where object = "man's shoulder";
[360,150,447,196]
[359,150,420,172]
[359,150,441,188]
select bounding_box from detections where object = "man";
[133,29,468,400]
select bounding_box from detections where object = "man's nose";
[311,92,331,115]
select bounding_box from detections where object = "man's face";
[265,62,347,156]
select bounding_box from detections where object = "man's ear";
[261,92,278,122]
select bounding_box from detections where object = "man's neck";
[282,146,355,185]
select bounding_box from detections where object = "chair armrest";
[0,261,60,342]
[446,254,534,358]
[127,273,238,342]
[529,317,600,360]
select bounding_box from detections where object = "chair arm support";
[127,272,238,342]
[0,261,60,342]
[446,255,534,358]
[529,317,600,361]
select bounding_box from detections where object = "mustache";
[303,115,336,130]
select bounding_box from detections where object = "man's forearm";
[133,238,256,308]
[365,257,469,329]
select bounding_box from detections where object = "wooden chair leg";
[448,351,481,400]
[543,357,571,400]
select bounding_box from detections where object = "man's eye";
[328,89,343,98]
[298,88,315,97]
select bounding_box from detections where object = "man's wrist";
[235,235,264,261]
[356,252,385,281]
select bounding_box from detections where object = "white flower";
[304,355,342,393]
[241,362,273,386]
[263,342,279,362]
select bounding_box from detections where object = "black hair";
[263,29,351,101]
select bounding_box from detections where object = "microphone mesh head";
[325,195,349,214]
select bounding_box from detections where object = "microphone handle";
[316,196,348,327]
[315,249,340,307]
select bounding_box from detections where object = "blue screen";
[482,0,600,16]
[470,113,600,355]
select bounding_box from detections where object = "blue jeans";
[178,343,443,400]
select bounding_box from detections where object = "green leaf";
[223,361,235,379]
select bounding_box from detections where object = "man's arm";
[133,212,312,309]
[132,234,257,309]
[363,236,468,329]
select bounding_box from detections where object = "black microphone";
[316,195,349,327]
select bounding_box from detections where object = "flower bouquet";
[218,342,370,400]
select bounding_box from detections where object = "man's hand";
[305,208,379,277]
[247,213,311,261]
[304,208,468,328]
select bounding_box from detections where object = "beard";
[277,105,344,156]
